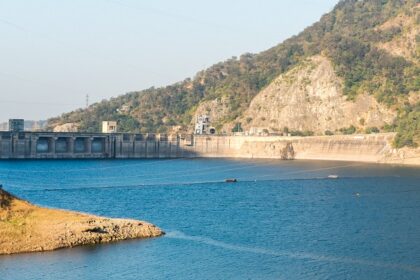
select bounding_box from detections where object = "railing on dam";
[0,132,195,159]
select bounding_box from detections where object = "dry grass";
[0,189,163,255]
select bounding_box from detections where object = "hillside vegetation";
[235,55,397,134]
[48,0,419,147]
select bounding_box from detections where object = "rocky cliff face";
[191,96,233,132]
[228,56,396,134]
[52,122,80,132]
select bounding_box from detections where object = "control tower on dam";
[0,131,194,159]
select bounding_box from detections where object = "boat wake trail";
[165,231,420,274]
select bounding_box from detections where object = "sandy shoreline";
[0,189,164,255]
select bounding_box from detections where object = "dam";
[0,131,413,165]
[0,131,195,159]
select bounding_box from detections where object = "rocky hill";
[0,188,163,255]
[48,0,419,147]
[234,55,396,134]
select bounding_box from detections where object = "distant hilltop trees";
[47,0,419,148]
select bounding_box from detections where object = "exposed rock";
[191,96,232,133]
[53,122,80,132]
[382,146,420,165]
[234,55,396,134]
[281,142,295,160]
[0,189,164,255]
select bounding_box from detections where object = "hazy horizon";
[0,0,337,122]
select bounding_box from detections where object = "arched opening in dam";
[55,137,69,153]
[36,137,52,153]
[91,138,105,153]
[74,138,87,153]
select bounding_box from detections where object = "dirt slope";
[0,189,163,255]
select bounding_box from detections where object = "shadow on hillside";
[0,188,14,209]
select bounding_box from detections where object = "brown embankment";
[0,189,164,255]
[190,133,420,166]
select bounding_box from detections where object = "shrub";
[290,130,314,137]
[394,104,419,148]
[339,125,356,135]
[324,130,334,136]
[383,123,397,132]
[232,123,243,133]
[365,127,380,134]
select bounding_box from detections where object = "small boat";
[225,178,238,183]
[327,175,339,179]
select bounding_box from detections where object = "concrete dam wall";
[192,133,419,165]
[0,132,195,159]
[0,131,417,165]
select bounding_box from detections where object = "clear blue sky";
[0,0,338,122]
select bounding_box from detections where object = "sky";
[0,0,338,122]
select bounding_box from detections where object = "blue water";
[0,159,419,280]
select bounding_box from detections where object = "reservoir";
[0,159,419,279]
